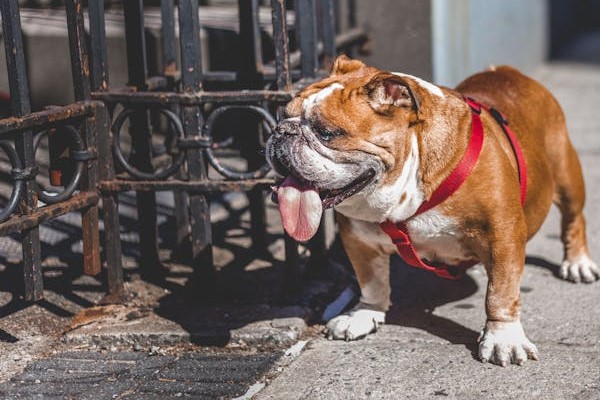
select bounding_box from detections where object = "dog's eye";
[312,120,344,142]
[317,127,344,142]
[319,131,335,141]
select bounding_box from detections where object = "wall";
[432,0,548,87]
[350,0,433,80]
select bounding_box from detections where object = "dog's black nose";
[275,119,301,137]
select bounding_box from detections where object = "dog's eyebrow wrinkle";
[392,72,445,99]
[304,83,344,115]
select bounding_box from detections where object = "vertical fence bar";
[89,0,109,91]
[238,0,268,255]
[348,0,356,28]
[0,0,43,301]
[65,0,102,277]
[88,0,124,295]
[238,0,264,81]
[300,0,331,273]
[333,0,341,34]
[123,0,163,278]
[271,0,291,94]
[65,0,91,100]
[96,104,124,295]
[177,0,215,291]
[320,0,337,70]
[296,0,318,78]
[271,0,302,289]
[161,0,190,258]
[161,0,177,75]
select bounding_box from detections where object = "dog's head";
[267,56,438,241]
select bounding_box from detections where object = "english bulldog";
[266,55,599,366]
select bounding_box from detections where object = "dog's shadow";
[326,237,482,357]
[525,255,561,277]
[382,256,481,357]
[381,255,562,358]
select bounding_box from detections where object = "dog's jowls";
[266,55,599,366]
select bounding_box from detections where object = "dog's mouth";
[272,168,376,242]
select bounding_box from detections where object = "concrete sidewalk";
[256,63,600,399]
[0,62,599,399]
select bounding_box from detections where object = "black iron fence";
[0,0,112,301]
[0,0,367,301]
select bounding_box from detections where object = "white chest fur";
[336,130,472,266]
[405,210,472,265]
[346,210,472,267]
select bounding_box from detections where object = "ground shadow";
[526,255,561,277]
[0,183,531,355]
[385,258,480,357]
[315,236,481,356]
[0,221,105,322]
[153,191,357,346]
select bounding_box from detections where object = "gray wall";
[351,0,433,80]
[348,0,547,86]
[432,0,548,87]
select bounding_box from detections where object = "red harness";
[380,97,527,279]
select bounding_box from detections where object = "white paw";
[326,308,385,341]
[559,254,600,283]
[478,321,539,366]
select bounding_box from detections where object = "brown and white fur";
[266,56,598,366]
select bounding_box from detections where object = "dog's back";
[457,66,584,239]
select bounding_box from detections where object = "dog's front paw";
[559,254,600,283]
[478,321,539,366]
[326,308,385,341]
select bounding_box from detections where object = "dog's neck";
[335,92,474,224]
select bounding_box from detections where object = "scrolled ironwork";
[33,125,85,204]
[112,107,186,180]
[203,105,275,180]
[0,140,24,222]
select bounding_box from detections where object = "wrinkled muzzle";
[266,118,381,242]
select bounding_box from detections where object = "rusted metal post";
[96,104,124,296]
[178,0,215,292]
[123,0,163,278]
[0,0,43,301]
[65,0,102,277]
[88,0,124,296]
[161,0,191,259]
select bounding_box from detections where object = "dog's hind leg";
[550,130,599,283]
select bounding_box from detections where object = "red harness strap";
[380,97,527,280]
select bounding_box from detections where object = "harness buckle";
[489,107,509,125]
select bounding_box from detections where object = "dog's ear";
[331,55,366,76]
[366,73,420,116]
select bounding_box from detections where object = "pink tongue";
[276,176,323,242]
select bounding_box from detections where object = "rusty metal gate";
[0,0,367,301]
[0,0,115,301]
